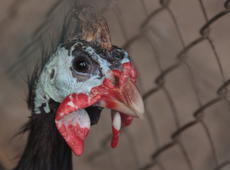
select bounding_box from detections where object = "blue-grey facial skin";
[33,40,131,114]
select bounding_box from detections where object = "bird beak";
[96,79,144,119]
[90,72,145,148]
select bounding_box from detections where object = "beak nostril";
[91,88,98,95]
[112,76,120,87]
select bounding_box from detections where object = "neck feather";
[14,100,72,170]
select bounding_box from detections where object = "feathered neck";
[14,99,73,170]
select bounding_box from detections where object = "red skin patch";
[120,113,134,127]
[111,113,134,148]
[57,123,89,155]
[111,127,120,148]
[56,93,100,156]
[56,93,102,121]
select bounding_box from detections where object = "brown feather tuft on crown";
[66,6,112,50]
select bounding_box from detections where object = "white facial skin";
[34,44,105,114]
[34,42,130,114]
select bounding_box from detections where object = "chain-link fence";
[1,0,230,170]
[84,0,230,170]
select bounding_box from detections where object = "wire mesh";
[86,0,230,170]
[1,0,230,170]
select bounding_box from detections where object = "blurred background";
[0,0,230,170]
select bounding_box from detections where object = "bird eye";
[72,56,91,74]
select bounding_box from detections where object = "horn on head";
[70,6,112,50]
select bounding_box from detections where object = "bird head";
[32,6,144,156]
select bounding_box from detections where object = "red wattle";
[56,122,89,156]
[120,113,134,127]
[55,93,94,156]
[122,62,137,82]
[111,126,120,148]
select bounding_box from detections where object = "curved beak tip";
[97,80,145,118]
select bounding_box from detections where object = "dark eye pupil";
[73,57,90,73]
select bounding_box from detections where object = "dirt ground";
[0,0,230,170]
